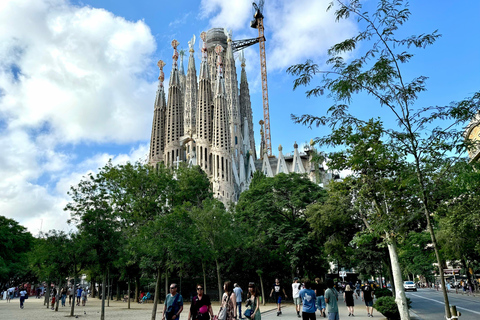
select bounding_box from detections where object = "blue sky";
[0,0,479,234]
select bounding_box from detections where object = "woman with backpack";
[187,284,214,320]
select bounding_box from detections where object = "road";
[406,288,480,320]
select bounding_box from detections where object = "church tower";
[224,30,242,168]
[211,45,234,203]
[164,40,184,166]
[195,32,214,174]
[149,60,167,165]
[239,51,256,159]
[183,35,198,163]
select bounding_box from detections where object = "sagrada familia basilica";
[148,28,337,205]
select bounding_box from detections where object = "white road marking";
[409,293,480,316]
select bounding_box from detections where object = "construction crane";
[231,0,272,157]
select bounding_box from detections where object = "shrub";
[373,296,411,320]
[375,288,393,298]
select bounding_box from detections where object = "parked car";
[403,281,417,291]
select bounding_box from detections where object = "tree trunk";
[92,279,96,298]
[45,282,50,309]
[44,282,48,305]
[55,279,62,311]
[128,279,131,309]
[135,276,140,304]
[151,268,162,320]
[215,259,222,301]
[165,271,169,301]
[116,279,120,301]
[70,277,76,316]
[385,232,410,320]
[259,272,266,306]
[101,272,106,320]
[107,269,111,307]
[202,261,207,294]
[424,209,451,318]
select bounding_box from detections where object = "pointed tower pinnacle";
[239,50,256,160]
[164,39,185,166]
[224,29,242,169]
[184,34,197,138]
[149,60,167,165]
[195,31,214,174]
[179,48,186,92]
[212,44,233,205]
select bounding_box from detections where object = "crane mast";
[251,1,272,157]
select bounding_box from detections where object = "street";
[407,288,480,320]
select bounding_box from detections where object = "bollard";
[450,305,459,319]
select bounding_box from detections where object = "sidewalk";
[260,298,423,320]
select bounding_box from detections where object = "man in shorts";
[361,280,374,317]
[292,277,302,318]
[270,278,287,316]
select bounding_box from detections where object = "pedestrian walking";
[361,281,374,317]
[217,281,236,320]
[314,278,326,318]
[246,282,261,320]
[299,280,316,320]
[76,286,82,306]
[61,287,67,306]
[162,283,184,320]
[324,279,339,320]
[233,283,243,319]
[19,287,27,309]
[270,278,287,316]
[67,286,73,305]
[187,284,213,320]
[292,277,302,318]
[343,285,357,316]
[81,288,87,306]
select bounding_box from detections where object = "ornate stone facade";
[149,28,257,205]
[149,28,341,206]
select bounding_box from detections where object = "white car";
[404,281,417,291]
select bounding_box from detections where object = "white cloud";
[0,0,157,234]
[267,0,358,70]
[200,0,252,31]
[200,0,358,71]
[0,0,157,144]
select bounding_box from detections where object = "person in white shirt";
[19,287,27,309]
[292,277,302,318]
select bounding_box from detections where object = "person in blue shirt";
[299,281,316,320]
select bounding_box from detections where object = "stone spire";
[224,29,242,169]
[184,35,197,138]
[164,39,185,166]
[239,50,256,160]
[195,31,213,174]
[179,49,186,92]
[212,44,234,205]
[149,59,167,165]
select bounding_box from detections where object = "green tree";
[236,172,327,280]
[305,179,361,275]
[66,167,121,320]
[287,1,480,317]
[0,216,34,288]
[398,231,436,283]
[189,198,237,300]
[436,160,480,286]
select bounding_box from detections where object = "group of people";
[162,281,262,320]
[290,278,376,320]
[1,286,29,308]
[50,285,87,309]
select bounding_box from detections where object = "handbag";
[244,309,253,318]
